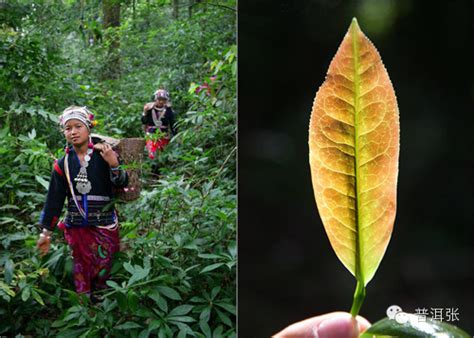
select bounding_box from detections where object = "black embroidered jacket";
[39,146,128,230]
[141,106,176,136]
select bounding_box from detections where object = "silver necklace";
[74,148,93,194]
[152,107,166,128]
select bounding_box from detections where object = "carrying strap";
[64,153,87,220]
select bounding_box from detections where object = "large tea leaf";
[360,314,471,338]
[309,18,399,288]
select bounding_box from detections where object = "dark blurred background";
[238,0,474,336]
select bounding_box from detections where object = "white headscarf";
[59,106,94,130]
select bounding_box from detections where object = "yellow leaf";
[309,18,399,287]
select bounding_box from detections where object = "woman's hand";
[94,143,120,168]
[144,102,154,113]
[36,230,52,256]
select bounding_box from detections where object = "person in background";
[141,89,176,160]
[36,106,128,298]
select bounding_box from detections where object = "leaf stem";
[350,280,366,317]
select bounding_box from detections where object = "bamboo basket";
[91,134,145,201]
[114,138,146,201]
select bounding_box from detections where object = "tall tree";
[102,0,121,80]
[173,0,179,19]
[188,0,193,18]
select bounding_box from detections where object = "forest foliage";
[0,1,236,336]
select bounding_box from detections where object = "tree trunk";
[188,0,193,18]
[196,0,205,13]
[79,0,90,47]
[132,0,136,24]
[102,0,121,80]
[173,0,179,19]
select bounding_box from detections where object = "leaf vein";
[319,145,354,158]
[323,187,356,201]
[360,207,389,231]
[325,112,355,128]
[318,129,354,148]
[315,158,355,177]
[359,152,386,168]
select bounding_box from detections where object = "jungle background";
[0,0,236,337]
[239,0,474,337]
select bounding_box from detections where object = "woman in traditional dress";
[36,106,128,296]
[141,89,176,159]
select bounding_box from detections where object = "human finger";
[93,143,105,151]
[99,144,111,155]
[317,312,370,338]
[273,312,371,338]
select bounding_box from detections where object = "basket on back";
[91,134,145,201]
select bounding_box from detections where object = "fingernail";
[317,315,358,338]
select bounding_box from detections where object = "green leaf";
[116,292,128,312]
[189,83,200,94]
[0,127,9,138]
[123,261,135,275]
[148,319,161,331]
[136,308,155,318]
[57,328,89,337]
[190,296,206,303]
[0,205,20,210]
[174,322,194,336]
[361,315,471,338]
[215,308,233,328]
[66,305,83,313]
[168,316,196,323]
[149,291,168,313]
[200,307,211,322]
[215,302,236,315]
[200,263,224,274]
[212,325,224,338]
[0,281,15,299]
[138,328,151,338]
[102,298,118,313]
[198,253,222,259]
[159,326,170,337]
[31,289,45,306]
[211,286,221,299]
[156,286,182,301]
[115,321,143,330]
[35,175,49,190]
[4,259,14,284]
[199,320,212,338]
[128,265,150,286]
[51,319,67,328]
[63,311,81,321]
[21,286,31,302]
[128,290,139,313]
[106,280,121,290]
[79,329,92,338]
[169,304,193,316]
[28,128,36,139]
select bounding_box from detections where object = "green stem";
[350,280,366,317]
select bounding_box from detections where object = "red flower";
[195,83,211,96]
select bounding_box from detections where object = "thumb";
[316,313,361,338]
